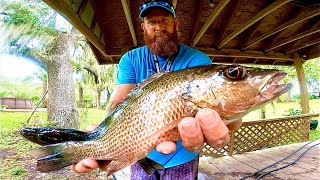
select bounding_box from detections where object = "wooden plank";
[241,151,318,179]
[188,1,202,46]
[197,47,293,61]
[240,21,262,51]
[192,0,230,47]
[286,38,320,53]
[248,144,320,179]
[207,157,240,179]
[218,0,291,49]
[199,157,229,180]
[216,0,241,49]
[218,156,257,178]
[243,8,320,50]
[43,0,108,57]
[266,25,320,52]
[293,53,310,114]
[79,0,94,29]
[121,0,137,47]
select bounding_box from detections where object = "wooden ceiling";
[43,0,320,66]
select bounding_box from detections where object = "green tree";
[1,0,79,128]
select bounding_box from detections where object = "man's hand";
[156,108,242,153]
[71,124,110,173]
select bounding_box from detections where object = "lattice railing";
[200,113,319,157]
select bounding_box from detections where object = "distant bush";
[283,108,302,116]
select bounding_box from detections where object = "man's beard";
[144,28,179,57]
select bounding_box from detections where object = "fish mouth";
[260,72,293,98]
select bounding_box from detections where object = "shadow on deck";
[198,140,320,180]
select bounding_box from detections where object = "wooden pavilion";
[42,0,319,179]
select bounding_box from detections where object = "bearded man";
[72,0,242,179]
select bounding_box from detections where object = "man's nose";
[155,22,164,31]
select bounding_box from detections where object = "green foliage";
[309,130,320,141]
[10,168,24,175]
[283,108,302,116]
[0,79,42,100]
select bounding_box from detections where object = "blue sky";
[0,55,40,79]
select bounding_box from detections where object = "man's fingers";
[196,108,230,148]
[156,141,176,154]
[178,117,204,152]
[71,159,98,173]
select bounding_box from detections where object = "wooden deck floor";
[199,140,320,180]
[112,140,319,179]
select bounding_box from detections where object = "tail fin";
[29,142,83,172]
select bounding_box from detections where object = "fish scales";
[23,64,292,175]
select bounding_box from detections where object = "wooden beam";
[241,21,262,51]
[191,0,230,47]
[216,0,241,48]
[42,0,108,57]
[293,53,309,114]
[218,0,291,49]
[265,26,320,52]
[286,38,320,54]
[188,1,202,46]
[197,47,293,61]
[232,57,237,63]
[243,9,320,50]
[121,0,137,47]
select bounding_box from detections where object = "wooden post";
[228,130,235,156]
[293,53,310,114]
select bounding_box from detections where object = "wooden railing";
[200,113,319,157]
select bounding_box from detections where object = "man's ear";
[175,19,179,31]
[141,23,145,32]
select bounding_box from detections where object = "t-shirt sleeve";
[187,50,212,68]
[116,52,136,84]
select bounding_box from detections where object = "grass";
[242,99,320,122]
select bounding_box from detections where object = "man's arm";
[105,84,136,115]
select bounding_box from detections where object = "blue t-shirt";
[116,44,211,168]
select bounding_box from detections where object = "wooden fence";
[200,113,319,157]
[0,97,33,109]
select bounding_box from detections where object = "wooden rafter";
[197,48,293,61]
[216,0,241,48]
[265,25,320,52]
[243,9,320,50]
[191,0,230,47]
[121,0,137,47]
[42,0,108,57]
[218,0,291,49]
[241,21,262,51]
[286,39,320,53]
[188,1,202,46]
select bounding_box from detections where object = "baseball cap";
[139,0,176,19]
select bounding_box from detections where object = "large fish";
[22,64,292,175]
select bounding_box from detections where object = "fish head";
[208,65,292,120]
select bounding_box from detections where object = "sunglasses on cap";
[140,0,174,11]
[139,0,175,18]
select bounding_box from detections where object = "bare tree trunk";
[79,84,84,108]
[96,86,101,109]
[260,106,266,119]
[42,78,48,107]
[47,29,79,129]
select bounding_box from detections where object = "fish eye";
[224,65,247,80]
